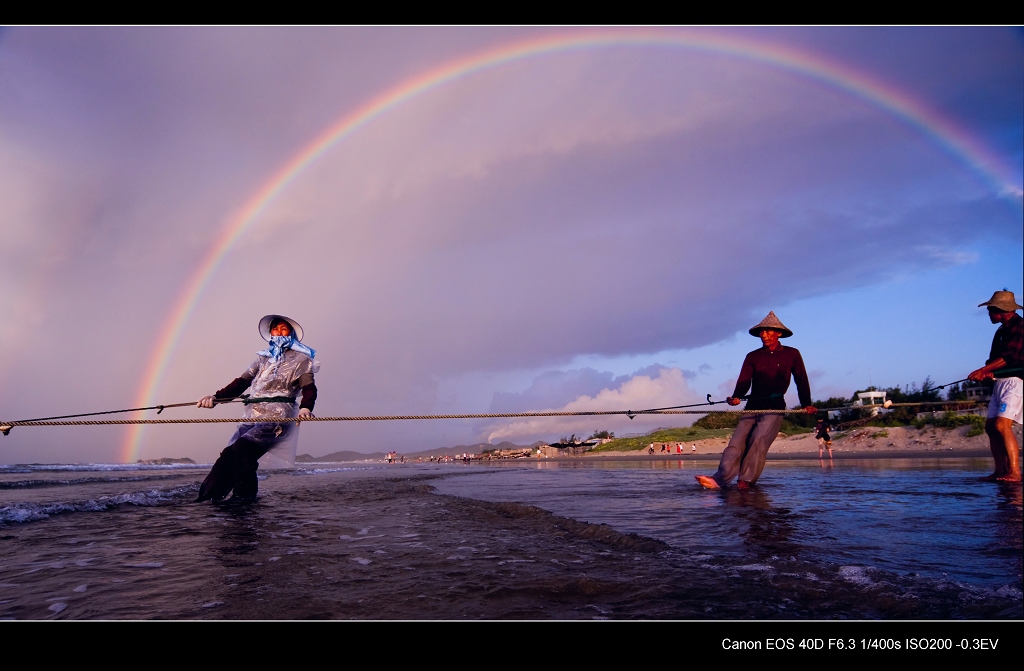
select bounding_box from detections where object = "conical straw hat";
[749,311,793,338]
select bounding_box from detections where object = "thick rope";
[8,397,248,423]
[0,400,981,430]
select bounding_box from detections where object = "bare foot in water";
[995,473,1022,483]
[736,480,752,490]
[695,475,720,490]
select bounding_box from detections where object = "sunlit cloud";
[485,367,699,442]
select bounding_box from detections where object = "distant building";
[855,391,887,406]
[853,391,888,417]
[962,380,993,404]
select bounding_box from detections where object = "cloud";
[680,363,713,379]
[485,366,699,443]
[489,368,615,413]
[921,248,980,266]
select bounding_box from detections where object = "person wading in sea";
[968,290,1023,483]
[696,312,816,490]
[195,315,319,502]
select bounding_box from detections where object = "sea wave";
[0,484,198,525]
[293,466,383,475]
[0,474,196,490]
[0,463,210,473]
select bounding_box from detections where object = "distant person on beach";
[697,312,816,490]
[816,418,833,460]
[968,290,1023,483]
[195,315,319,502]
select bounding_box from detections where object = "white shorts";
[988,377,1023,424]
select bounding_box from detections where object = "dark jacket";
[732,345,811,410]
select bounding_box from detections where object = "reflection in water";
[719,489,801,561]
[212,504,265,564]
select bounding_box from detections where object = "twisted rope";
[1,409,796,428]
[0,400,981,430]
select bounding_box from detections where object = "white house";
[853,391,889,417]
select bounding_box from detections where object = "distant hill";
[136,457,196,465]
[296,440,545,463]
[296,451,386,463]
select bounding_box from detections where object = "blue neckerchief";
[257,335,316,362]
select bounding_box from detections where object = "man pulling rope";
[195,314,319,503]
[970,291,1023,483]
[696,312,816,490]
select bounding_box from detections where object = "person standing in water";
[196,315,319,502]
[697,312,816,490]
[968,290,1023,483]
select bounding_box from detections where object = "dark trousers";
[712,413,784,486]
[196,438,270,502]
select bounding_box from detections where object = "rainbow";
[122,27,1023,461]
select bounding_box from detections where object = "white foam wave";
[293,466,379,475]
[1,463,209,473]
[995,585,1022,600]
[0,484,198,525]
[0,474,191,490]
[838,565,877,586]
[944,580,1023,602]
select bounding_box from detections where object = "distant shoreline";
[534,449,993,462]
[297,447,993,465]
[292,424,1018,465]
[574,424,1013,462]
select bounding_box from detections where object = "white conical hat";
[258,314,304,342]
[749,311,793,338]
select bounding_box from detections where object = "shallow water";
[0,458,1019,619]
[431,458,1022,588]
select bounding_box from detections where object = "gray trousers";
[712,413,784,486]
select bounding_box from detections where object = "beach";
[580,424,1009,460]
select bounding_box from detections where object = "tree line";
[692,375,986,432]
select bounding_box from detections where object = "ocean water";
[0,458,1020,620]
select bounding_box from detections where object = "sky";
[0,26,1021,464]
